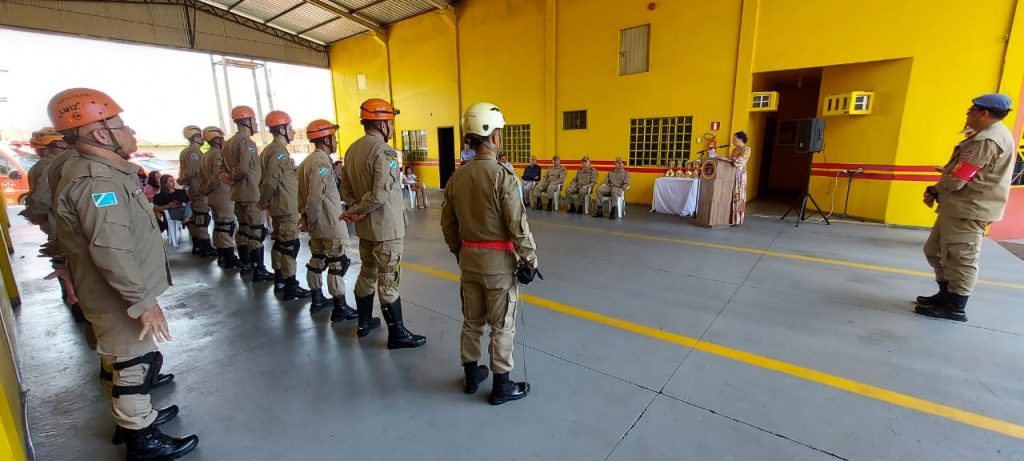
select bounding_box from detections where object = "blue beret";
[972,93,1012,111]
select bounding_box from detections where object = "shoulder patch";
[318,167,330,175]
[91,192,118,207]
[248,146,257,153]
[277,152,286,160]
[190,153,200,161]
[389,160,399,170]
[89,162,111,178]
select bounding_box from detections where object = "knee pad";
[325,254,351,276]
[288,239,301,258]
[306,253,326,273]
[110,351,163,398]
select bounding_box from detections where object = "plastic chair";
[401,184,416,210]
[163,210,185,248]
[599,195,627,218]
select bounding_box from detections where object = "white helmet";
[462,102,506,138]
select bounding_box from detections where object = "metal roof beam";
[227,0,246,11]
[297,16,341,35]
[263,2,306,24]
[304,0,384,36]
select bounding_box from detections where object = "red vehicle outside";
[0,141,40,205]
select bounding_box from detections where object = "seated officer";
[532,155,566,211]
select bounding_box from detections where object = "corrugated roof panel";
[334,0,381,10]
[271,2,337,33]
[359,0,434,25]
[232,0,303,22]
[304,17,369,43]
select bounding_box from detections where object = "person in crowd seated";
[521,156,541,206]
[402,165,429,209]
[498,153,514,172]
[532,155,566,211]
[566,156,597,214]
[144,170,161,202]
[153,174,192,229]
[593,157,631,219]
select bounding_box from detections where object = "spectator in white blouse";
[402,165,429,209]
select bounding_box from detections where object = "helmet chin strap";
[373,121,391,141]
[76,120,129,158]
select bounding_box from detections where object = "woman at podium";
[727,131,751,225]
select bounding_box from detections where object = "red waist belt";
[463,240,514,251]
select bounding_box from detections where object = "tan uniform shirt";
[571,166,598,189]
[200,146,230,204]
[24,155,54,220]
[341,133,405,241]
[441,153,538,274]
[299,149,348,240]
[178,143,205,200]
[48,146,80,207]
[543,165,567,185]
[258,140,299,218]
[934,122,1016,221]
[54,152,171,355]
[221,132,260,203]
[604,167,632,190]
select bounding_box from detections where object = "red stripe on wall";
[810,171,939,182]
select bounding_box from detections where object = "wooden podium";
[695,157,736,228]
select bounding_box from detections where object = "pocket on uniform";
[93,214,134,250]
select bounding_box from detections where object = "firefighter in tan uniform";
[47,88,197,460]
[199,126,241,270]
[177,125,213,257]
[21,128,65,236]
[442,103,538,405]
[220,105,274,282]
[593,157,631,219]
[299,120,359,321]
[565,156,597,214]
[532,155,566,211]
[257,110,311,301]
[340,98,426,349]
[916,93,1017,322]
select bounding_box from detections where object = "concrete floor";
[8,192,1024,461]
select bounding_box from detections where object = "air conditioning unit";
[750,91,779,112]
[824,91,873,116]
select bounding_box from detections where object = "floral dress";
[729,146,751,225]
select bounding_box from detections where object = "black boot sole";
[914,305,967,322]
[387,335,427,349]
[489,383,530,405]
[129,435,199,461]
[330,310,359,323]
[309,302,331,314]
[357,318,382,337]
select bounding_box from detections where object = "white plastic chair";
[599,194,627,218]
[401,184,416,210]
[163,210,185,248]
[551,184,563,211]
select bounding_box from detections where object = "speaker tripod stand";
[780,160,830,227]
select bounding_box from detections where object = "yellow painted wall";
[328,0,1024,227]
[0,217,26,460]
[329,33,391,149]
[388,12,460,188]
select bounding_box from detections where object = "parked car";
[0,141,40,205]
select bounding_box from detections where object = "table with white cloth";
[651,177,700,216]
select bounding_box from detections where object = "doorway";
[437,127,456,188]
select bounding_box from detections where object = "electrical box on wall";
[824,91,874,116]
[750,91,779,112]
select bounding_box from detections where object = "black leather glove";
[515,262,543,285]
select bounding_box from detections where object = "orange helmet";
[306,119,339,140]
[30,128,64,149]
[231,105,256,121]
[182,125,202,140]
[202,126,225,142]
[47,88,123,131]
[265,110,291,127]
[359,98,399,121]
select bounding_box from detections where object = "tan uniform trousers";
[460,270,518,374]
[234,202,265,250]
[100,354,157,430]
[532,180,561,207]
[210,201,236,250]
[307,237,348,297]
[595,183,625,208]
[188,196,210,241]
[270,216,299,277]
[565,184,592,208]
[356,239,402,304]
[923,214,988,296]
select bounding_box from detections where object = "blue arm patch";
[277,153,286,160]
[92,192,118,207]
[318,167,330,175]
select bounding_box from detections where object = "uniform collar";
[78,146,139,174]
[474,152,497,161]
[364,132,386,141]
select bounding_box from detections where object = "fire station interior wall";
[0,0,328,67]
[0,260,25,460]
[752,0,1022,226]
[329,34,392,152]
[751,73,821,193]
[328,0,1024,227]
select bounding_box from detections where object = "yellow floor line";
[535,222,1024,290]
[404,261,1024,440]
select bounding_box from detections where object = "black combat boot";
[283,277,311,301]
[201,240,218,258]
[122,424,198,461]
[355,294,382,337]
[463,361,489,394]
[567,203,577,214]
[309,289,331,314]
[576,204,585,214]
[237,245,253,276]
[330,296,358,322]
[915,292,968,322]
[916,281,949,307]
[273,271,285,294]
[250,249,275,282]
[112,405,178,445]
[380,298,427,349]
[608,207,618,219]
[218,248,240,269]
[533,199,543,210]
[190,239,200,255]
[546,199,553,212]
[592,207,604,218]
[489,372,529,405]
[154,373,174,389]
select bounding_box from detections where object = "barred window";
[628,116,693,167]
[501,124,531,164]
[401,130,428,162]
[563,110,587,130]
